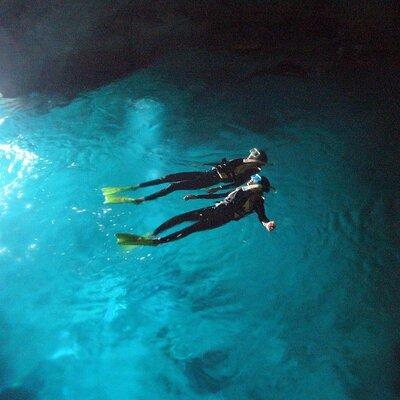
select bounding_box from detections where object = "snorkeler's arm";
[204,157,242,169]
[183,192,231,200]
[202,157,228,167]
[207,182,236,193]
[254,197,276,231]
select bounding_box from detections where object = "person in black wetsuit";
[102,148,267,205]
[115,174,276,246]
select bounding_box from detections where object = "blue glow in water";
[0,52,398,399]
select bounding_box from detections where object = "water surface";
[0,50,398,399]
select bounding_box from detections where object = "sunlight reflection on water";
[0,143,38,214]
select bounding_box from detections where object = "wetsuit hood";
[260,176,271,193]
[249,148,267,164]
[247,175,270,193]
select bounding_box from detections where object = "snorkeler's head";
[249,174,271,193]
[248,148,267,164]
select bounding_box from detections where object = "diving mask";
[250,174,262,184]
[249,148,261,158]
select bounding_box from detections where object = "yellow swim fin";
[101,185,139,195]
[116,233,158,246]
[103,194,138,204]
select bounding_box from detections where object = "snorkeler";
[102,148,267,204]
[116,174,276,246]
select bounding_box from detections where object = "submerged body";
[116,175,276,246]
[103,149,267,204]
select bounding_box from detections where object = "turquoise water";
[0,51,398,399]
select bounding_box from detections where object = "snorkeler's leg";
[104,184,179,204]
[138,184,178,201]
[140,175,214,202]
[116,211,231,246]
[157,214,230,244]
[103,172,220,197]
[145,173,220,200]
[129,171,222,203]
[137,172,207,188]
[179,171,222,190]
[153,208,209,235]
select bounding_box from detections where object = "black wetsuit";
[152,186,269,244]
[137,158,262,201]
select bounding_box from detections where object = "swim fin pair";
[102,185,144,204]
[116,233,158,246]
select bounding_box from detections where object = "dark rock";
[184,350,231,394]
[0,1,398,98]
[0,1,211,97]
[239,60,309,83]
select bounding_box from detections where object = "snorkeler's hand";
[263,221,276,231]
[207,187,219,194]
[183,194,197,201]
